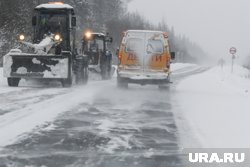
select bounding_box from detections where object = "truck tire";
[82,66,88,85]
[75,56,88,85]
[76,65,88,85]
[101,64,107,80]
[117,76,128,88]
[100,54,112,80]
[61,78,72,88]
[7,78,20,87]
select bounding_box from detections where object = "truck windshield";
[36,13,67,41]
[84,39,104,53]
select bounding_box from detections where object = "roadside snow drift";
[177,65,250,148]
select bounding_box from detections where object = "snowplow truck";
[82,32,113,80]
[3,2,88,87]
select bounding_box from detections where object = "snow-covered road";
[0,64,203,166]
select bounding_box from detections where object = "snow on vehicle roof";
[126,30,164,34]
[35,3,73,10]
[92,33,106,36]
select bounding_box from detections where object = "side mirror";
[105,36,113,43]
[171,52,175,60]
[32,16,37,26]
[71,17,76,27]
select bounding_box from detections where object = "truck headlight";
[54,34,61,41]
[19,34,25,41]
[85,31,92,39]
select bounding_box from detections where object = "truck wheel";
[107,64,112,80]
[7,78,20,87]
[61,78,72,88]
[117,76,128,88]
[101,59,112,80]
[101,66,107,80]
[75,57,88,85]
[81,66,88,85]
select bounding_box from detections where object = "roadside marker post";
[229,47,237,73]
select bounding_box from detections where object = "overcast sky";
[128,0,250,62]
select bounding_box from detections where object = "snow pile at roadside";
[176,65,250,148]
[171,63,198,71]
[0,68,5,86]
[171,63,200,75]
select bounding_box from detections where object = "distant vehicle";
[3,2,88,87]
[81,32,113,80]
[116,30,175,88]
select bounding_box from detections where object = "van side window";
[147,40,164,54]
[125,38,143,53]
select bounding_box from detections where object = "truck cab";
[32,2,76,54]
[117,30,175,88]
[82,32,113,80]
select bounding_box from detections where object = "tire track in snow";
[0,84,102,148]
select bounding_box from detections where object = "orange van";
[117,30,175,88]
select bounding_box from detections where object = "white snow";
[21,35,57,55]
[3,53,13,77]
[44,58,69,78]
[32,58,41,64]
[16,67,28,74]
[171,63,198,72]
[176,64,250,148]
[35,3,73,10]
[0,83,100,147]
[0,63,201,152]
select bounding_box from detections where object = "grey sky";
[128,0,250,62]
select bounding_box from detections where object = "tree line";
[0,0,208,66]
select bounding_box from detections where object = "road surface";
[0,65,205,167]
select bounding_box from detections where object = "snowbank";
[171,63,198,72]
[171,63,201,76]
[176,65,250,148]
[0,68,5,86]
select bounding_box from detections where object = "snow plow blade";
[4,52,70,79]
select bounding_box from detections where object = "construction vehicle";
[3,2,88,87]
[82,32,113,80]
[117,30,175,89]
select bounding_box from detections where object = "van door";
[122,36,144,71]
[145,33,167,71]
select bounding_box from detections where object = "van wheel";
[8,78,20,87]
[117,77,128,88]
[158,84,170,90]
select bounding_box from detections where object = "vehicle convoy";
[3,2,88,87]
[117,30,175,88]
[81,32,113,80]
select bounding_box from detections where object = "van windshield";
[146,40,164,54]
[125,38,143,53]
